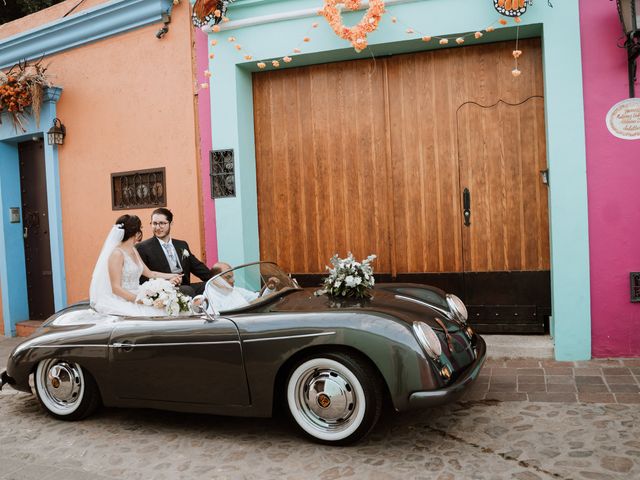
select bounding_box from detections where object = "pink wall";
[580,1,640,357]
[194,29,218,265]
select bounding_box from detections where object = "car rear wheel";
[34,359,100,421]
[286,352,383,445]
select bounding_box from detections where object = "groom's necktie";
[162,242,182,273]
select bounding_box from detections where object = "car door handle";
[112,341,134,352]
[463,188,471,227]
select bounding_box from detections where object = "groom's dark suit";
[135,237,212,294]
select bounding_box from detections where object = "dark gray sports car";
[1,262,486,445]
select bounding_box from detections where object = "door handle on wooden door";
[463,188,471,226]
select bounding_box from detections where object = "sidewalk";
[464,357,640,404]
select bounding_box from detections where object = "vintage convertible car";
[1,262,486,445]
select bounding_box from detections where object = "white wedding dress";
[90,226,165,317]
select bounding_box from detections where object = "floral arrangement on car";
[315,253,377,299]
[0,59,51,131]
[135,278,192,316]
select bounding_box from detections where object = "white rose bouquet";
[135,278,191,316]
[316,253,377,299]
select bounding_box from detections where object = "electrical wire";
[63,0,87,18]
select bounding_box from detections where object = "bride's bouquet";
[136,278,191,316]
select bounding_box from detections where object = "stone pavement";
[1,335,640,479]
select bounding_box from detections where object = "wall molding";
[0,0,173,69]
[218,0,418,31]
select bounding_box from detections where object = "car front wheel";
[286,352,383,445]
[34,359,100,421]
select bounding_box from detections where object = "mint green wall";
[209,0,590,360]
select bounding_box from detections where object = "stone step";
[15,320,44,337]
[483,334,554,359]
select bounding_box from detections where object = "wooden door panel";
[457,98,549,272]
[19,140,54,320]
[386,52,463,274]
[253,60,392,273]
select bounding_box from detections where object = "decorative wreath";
[320,0,386,52]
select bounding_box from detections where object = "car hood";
[270,283,461,332]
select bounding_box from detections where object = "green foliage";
[1,0,66,25]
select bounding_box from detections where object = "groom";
[136,207,212,296]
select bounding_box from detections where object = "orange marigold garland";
[320,0,386,52]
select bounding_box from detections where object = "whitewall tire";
[35,359,100,420]
[286,352,383,445]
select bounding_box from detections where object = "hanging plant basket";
[0,59,51,131]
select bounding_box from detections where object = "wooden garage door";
[254,39,547,278]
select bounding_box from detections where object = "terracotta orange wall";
[2,1,205,304]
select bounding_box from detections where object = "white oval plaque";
[606,98,640,140]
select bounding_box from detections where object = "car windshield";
[204,262,298,313]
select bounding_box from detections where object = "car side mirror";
[191,295,216,322]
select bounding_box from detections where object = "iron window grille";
[632,272,640,302]
[210,149,236,199]
[111,168,166,210]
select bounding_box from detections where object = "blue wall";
[0,143,29,336]
[206,0,590,359]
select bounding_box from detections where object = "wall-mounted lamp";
[616,0,640,97]
[47,118,66,145]
[156,12,171,39]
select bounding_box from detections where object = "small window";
[210,149,236,199]
[111,168,166,210]
[631,272,640,303]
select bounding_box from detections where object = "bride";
[90,214,182,316]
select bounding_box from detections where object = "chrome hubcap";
[297,367,359,431]
[44,362,82,406]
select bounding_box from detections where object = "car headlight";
[413,322,443,359]
[446,294,468,323]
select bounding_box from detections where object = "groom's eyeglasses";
[151,221,169,227]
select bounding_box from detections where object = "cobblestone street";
[2,337,640,480]
[2,387,640,480]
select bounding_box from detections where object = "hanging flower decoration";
[320,0,386,52]
[490,0,531,76]
[203,1,529,78]
[0,59,51,131]
[192,0,235,27]
[493,0,529,17]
